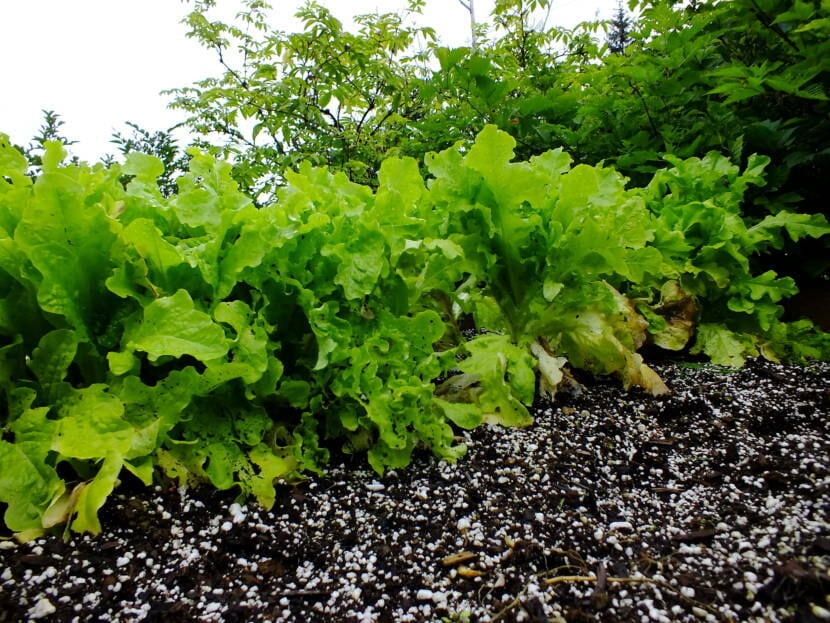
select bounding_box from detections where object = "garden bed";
[1,358,829,623]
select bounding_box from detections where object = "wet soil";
[1,358,829,622]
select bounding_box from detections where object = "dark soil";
[1,358,829,622]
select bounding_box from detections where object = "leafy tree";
[606,1,633,54]
[161,0,829,280]
[108,121,189,197]
[165,0,435,199]
[491,0,554,70]
[14,110,79,173]
[409,0,601,166]
[570,0,829,278]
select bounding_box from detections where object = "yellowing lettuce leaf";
[647,280,698,350]
[70,453,123,534]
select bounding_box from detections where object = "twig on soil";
[491,568,729,622]
[487,545,590,619]
[490,586,532,622]
[591,562,609,609]
[547,547,589,569]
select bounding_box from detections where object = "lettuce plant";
[0,127,827,539]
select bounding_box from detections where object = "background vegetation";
[110,0,828,281]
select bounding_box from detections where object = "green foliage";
[109,121,190,198]
[166,0,436,198]
[0,126,827,539]
[12,110,79,176]
[163,0,829,229]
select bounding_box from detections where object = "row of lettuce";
[0,127,828,538]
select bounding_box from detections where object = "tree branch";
[370,109,395,136]
[628,80,667,150]
[748,0,800,52]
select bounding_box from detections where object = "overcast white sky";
[1,0,617,162]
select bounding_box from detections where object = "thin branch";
[215,45,247,87]
[356,100,377,135]
[628,79,668,150]
[456,0,477,50]
[315,105,342,130]
[748,0,800,52]
[370,109,396,136]
[492,568,727,622]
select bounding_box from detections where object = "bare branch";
[456,0,478,49]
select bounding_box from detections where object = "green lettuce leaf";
[125,289,229,362]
